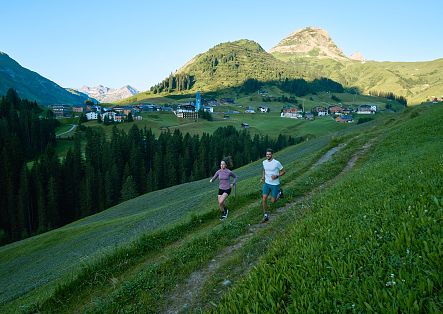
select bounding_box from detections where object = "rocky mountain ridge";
[269,27,350,61]
[77,85,139,103]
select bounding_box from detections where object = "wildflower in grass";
[385,281,396,287]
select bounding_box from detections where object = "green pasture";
[83,107,352,140]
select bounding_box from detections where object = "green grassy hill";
[271,54,443,105]
[1,104,441,313]
[176,40,304,91]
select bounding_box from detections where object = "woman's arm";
[209,170,219,182]
[230,171,237,185]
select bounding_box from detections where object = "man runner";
[260,148,285,222]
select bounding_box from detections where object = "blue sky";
[1,0,442,91]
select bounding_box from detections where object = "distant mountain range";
[0,51,138,105]
[0,52,91,105]
[77,85,139,103]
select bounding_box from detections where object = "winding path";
[56,124,77,138]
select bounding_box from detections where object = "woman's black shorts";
[218,188,231,196]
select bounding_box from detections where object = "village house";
[174,104,198,119]
[328,105,343,115]
[50,104,72,118]
[313,106,328,116]
[101,111,116,121]
[114,113,126,123]
[245,106,255,113]
[357,104,376,114]
[305,112,314,120]
[175,104,195,113]
[72,105,85,115]
[335,115,353,123]
[85,111,99,120]
[342,106,354,115]
[112,106,132,116]
[258,106,269,113]
[281,107,303,119]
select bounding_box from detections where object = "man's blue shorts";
[262,183,280,199]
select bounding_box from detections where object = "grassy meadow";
[1,103,441,313]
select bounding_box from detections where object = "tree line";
[238,77,344,96]
[0,89,60,243]
[0,90,301,244]
[150,73,196,94]
[368,90,408,106]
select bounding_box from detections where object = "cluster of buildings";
[50,103,166,122]
[280,104,377,123]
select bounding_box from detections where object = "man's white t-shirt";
[263,158,283,185]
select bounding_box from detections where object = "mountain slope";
[176,39,307,91]
[0,52,89,105]
[270,27,443,104]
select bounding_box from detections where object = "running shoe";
[276,189,283,200]
[261,213,269,223]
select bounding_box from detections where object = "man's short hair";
[266,148,273,153]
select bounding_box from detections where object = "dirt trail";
[163,140,374,314]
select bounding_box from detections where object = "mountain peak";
[77,85,139,103]
[270,26,348,61]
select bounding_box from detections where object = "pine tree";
[17,166,30,238]
[120,176,138,201]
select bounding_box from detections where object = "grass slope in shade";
[214,104,443,313]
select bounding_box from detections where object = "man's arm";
[272,167,285,180]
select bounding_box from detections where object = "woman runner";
[209,157,237,220]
